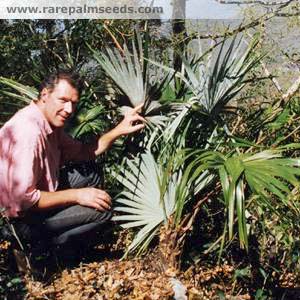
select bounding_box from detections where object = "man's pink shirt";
[0,101,95,218]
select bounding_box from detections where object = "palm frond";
[89,31,175,127]
[149,34,262,119]
[112,151,179,255]
[91,44,146,107]
[188,148,300,249]
[0,77,38,103]
[185,34,263,116]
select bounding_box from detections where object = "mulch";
[2,239,300,299]
[24,250,250,300]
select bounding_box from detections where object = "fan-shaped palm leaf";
[112,151,180,255]
[88,33,173,127]
[183,34,264,116]
[91,44,146,108]
[187,148,300,249]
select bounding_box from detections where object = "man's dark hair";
[38,70,84,99]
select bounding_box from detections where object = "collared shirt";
[0,101,96,218]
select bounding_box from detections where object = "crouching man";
[0,70,145,266]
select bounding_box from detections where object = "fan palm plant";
[111,33,300,268]
[110,32,268,258]
[113,145,300,272]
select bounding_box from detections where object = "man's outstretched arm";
[61,104,146,162]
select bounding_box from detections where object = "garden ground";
[1,233,300,300]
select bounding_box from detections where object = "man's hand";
[76,187,112,211]
[115,103,146,136]
[93,103,146,156]
[33,188,112,212]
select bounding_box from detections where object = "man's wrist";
[110,126,123,139]
[94,127,122,156]
[71,189,80,204]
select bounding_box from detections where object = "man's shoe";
[12,248,32,273]
[2,223,33,274]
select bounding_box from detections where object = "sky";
[154,0,242,19]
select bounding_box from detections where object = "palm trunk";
[158,184,222,271]
[158,220,182,272]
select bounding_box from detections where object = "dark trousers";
[12,161,112,248]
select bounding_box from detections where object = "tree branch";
[215,0,292,5]
[186,0,293,41]
[103,23,124,55]
[282,75,300,102]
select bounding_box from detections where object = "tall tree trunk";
[172,0,187,97]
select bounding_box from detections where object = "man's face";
[40,79,79,128]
